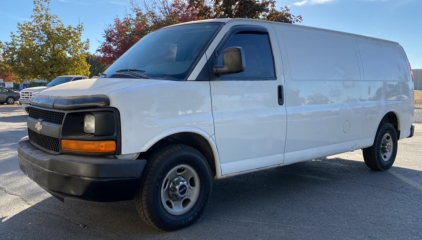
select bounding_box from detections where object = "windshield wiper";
[115,69,149,79]
[116,69,146,73]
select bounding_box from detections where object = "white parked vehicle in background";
[18,19,414,231]
[19,75,88,112]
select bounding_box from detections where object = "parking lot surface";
[1,106,422,239]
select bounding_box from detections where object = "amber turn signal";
[61,140,116,153]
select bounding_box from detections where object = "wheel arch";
[139,128,221,178]
[375,110,400,139]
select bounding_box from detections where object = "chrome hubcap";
[168,176,189,201]
[380,133,393,161]
[161,164,200,215]
[7,98,13,104]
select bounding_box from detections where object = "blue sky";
[0,0,421,68]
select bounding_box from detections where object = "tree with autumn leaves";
[0,42,17,82]
[0,0,90,82]
[97,0,198,65]
[97,0,302,65]
[0,0,302,82]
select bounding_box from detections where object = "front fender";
[140,127,222,179]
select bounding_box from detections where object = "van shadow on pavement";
[1,157,422,240]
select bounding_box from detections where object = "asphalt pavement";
[1,106,422,240]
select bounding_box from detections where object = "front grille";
[28,129,60,153]
[29,108,65,125]
[20,91,33,100]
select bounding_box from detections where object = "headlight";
[84,114,95,133]
[64,111,115,136]
[61,110,118,154]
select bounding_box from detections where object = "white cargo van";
[18,19,415,231]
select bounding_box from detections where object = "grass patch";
[416,90,422,102]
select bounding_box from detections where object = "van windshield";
[104,23,223,80]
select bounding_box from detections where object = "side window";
[72,77,83,81]
[0,88,7,93]
[220,32,276,80]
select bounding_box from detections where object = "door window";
[220,33,276,80]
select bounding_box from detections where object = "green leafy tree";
[86,54,108,78]
[1,0,90,82]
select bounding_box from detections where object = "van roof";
[170,18,398,45]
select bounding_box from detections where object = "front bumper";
[18,137,146,202]
[18,99,30,107]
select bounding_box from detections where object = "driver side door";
[209,24,287,176]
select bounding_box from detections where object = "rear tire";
[362,122,398,171]
[135,144,212,231]
[6,97,15,105]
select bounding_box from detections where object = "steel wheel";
[380,133,393,162]
[135,144,212,231]
[161,164,200,215]
[363,122,398,171]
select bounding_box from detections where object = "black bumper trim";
[18,138,146,202]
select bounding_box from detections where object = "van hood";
[32,78,168,110]
[39,78,165,97]
[22,86,48,93]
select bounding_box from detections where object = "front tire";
[135,144,212,231]
[6,97,15,105]
[362,122,398,171]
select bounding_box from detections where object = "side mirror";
[214,47,246,75]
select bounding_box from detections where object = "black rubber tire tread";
[6,97,15,105]
[134,144,212,231]
[362,122,398,171]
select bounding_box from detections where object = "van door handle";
[278,85,284,105]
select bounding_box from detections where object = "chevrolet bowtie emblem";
[35,120,43,132]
